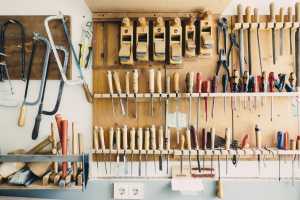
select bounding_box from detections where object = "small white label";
[167,112,187,128]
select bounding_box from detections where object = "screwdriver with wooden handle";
[99,127,107,174]
[157,70,163,116]
[151,125,157,173]
[129,128,136,176]
[186,72,194,126]
[173,72,180,144]
[122,125,128,174]
[255,124,262,176]
[149,69,155,116]
[186,128,192,174]
[109,127,114,175]
[113,71,126,115]
[93,126,100,168]
[180,133,185,175]
[165,127,171,174]
[158,126,164,171]
[216,151,223,199]
[225,128,231,175]
[125,71,130,116]
[144,128,150,176]
[116,127,121,175]
[137,127,143,176]
[107,71,115,115]
[133,69,139,119]
[196,72,202,135]
[210,128,215,176]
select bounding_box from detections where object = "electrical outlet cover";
[113,182,144,200]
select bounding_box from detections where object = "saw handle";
[18,105,26,127]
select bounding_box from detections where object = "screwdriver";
[180,133,185,175]
[133,69,139,119]
[157,70,163,116]
[211,76,217,118]
[268,72,275,121]
[196,72,202,136]
[149,69,155,116]
[186,128,192,174]
[165,127,171,174]
[125,71,130,116]
[186,72,194,126]
[109,127,114,175]
[107,71,115,115]
[210,127,215,176]
[93,126,100,168]
[255,124,262,176]
[116,127,121,175]
[137,127,143,176]
[225,128,231,175]
[222,74,228,113]
[202,81,210,122]
[173,72,180,144]
[122,125,128,175]
[129,128,136,176]
[99,127,107,174]
[113,71,126,115]
[158,126,164,171]
[144,128,150,176]
[150,125,157,173]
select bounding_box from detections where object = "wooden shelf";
[0,182,82,190]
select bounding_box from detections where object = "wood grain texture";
[0,16,71,80]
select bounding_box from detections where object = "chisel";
[186,128,192,174]
[125,71,130,116]
[196,72,202,135]
[246,6,253,75]
[129,128,136,176]
[150,125,157,173]
[186,72,194,126]
[158,126,164,171]
[180,133,185,175]
[202,81,210,121]
[173,72,180,144]
[109,127,114,175]
[113,71,126,115]
[93,126,100,168]
[116,127,121,175]
[211,76,217,119]
[144,128,150,176]
[225,128,231,175]
[288,7,293,55]
[137,127,143,176]
[122,125,128,175]
[202,128,207,170]
[165,127,171,174]
[210,128,215,176]
[255,124,262,176]
[99,127,107,174]
[157,70,163,116]
[107,71,115,115]
[133,69,139,119]
[149,69,155,116]
[270,2,276,65]
[237,4,245,76]
[254,8,263,74]
[279,7,284,56]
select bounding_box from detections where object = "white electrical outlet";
[113,182,144,200]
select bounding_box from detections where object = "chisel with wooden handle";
[133,69,139,119]
[216,153,223,199]
[186,72,194,126]
[109,127,114,175]
[158,126,164,171]
[173,72,180,145]
[129,128,136,176]
[270,2,276,65]
[125,71,130,116]
[144,128,150,176]
[151,125,157,173]
[210,127,215,176]
[165,127,171,174]
[93,126,99,169]
[149,69,155,116]
[254,8,263,74]
[157,70,163,116]
[113,71,126,115]
[99,127,107,174]
[186,128,192,174]
[225,128,231,175]
[116,127,121,175]
[180,133,185,175]
[107,71,115,116]
[122,125,128,174]
[137,127,143,176]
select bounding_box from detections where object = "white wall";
[0,0,92,153]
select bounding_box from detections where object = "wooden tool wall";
[0,16,71,80]
[92,12,298,149]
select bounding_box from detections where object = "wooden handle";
[158,126,164,150]
[180,133,185,150]
[279,7,284,22]
[50,123,57,152]
[18,105,26,127]
[186,128,191,150]
[150,125,156,150]
[93,126,99,150]
[113,71,122,94]
[122,125,128,150]
[72,123,79,154]
[186,72,194,93]
[157,70,162,94]
[202,128,207,150]
[284,132,289,150]
[132,69,139,93]
[296,3,300,22]
[149,69,155,93]
[270,2,275,22]
[55,114,63,136]
[216,180,224,199]
[196,72,202,93]
[246,6,252,23]
[166,76,171,94]
[225,128,231,150]
[288,7,293,22]
[60,120,68,179]
[237,4,244,23]
[137,128,143,150]
[166,127,171,150]
[116,128,121,150]
[254,8,259,23]
[82,82,93,103]
[107,71,114,94]
[144,128,150,150]
[99,127,105,150]
[125,71,130,95]
[211,128,215,150]
[173,72,179,92]
[255,125,262,149]
[26,136,52,154]
[290,139,296,150]
[129,128,136,150]
[109,127,114,150]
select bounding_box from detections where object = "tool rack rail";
[0,154,89,191]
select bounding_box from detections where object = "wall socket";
[114,182,144,200]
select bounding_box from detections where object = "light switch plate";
[114,182,144,200]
